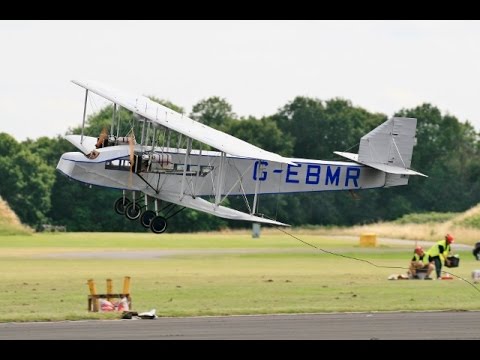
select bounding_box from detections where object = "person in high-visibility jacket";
[427,234,454,279]
[409,246,434,279]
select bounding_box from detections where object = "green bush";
[457,216,480,229]
[394,212,458,224]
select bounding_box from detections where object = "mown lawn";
[0,232,479,322]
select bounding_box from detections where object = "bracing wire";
[89,94,98,114]
[274,163,284,221]
[326,142,360,162]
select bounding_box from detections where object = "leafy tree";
[395,104,480,213]
[0,147,55,226]
[0,133,21,157]
[190,97,236,131]
[227,116,294,156]
[24,136,73,167]
[0,133,56,227]
[49,178,147,232]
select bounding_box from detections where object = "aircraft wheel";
[150,216,167,234]
[140,210,156,228]
[125,202,142,220]
[114,197,131,215]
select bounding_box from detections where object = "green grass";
[0,218,32,236]
[394,212,459,224]
[0,232,362,251]
[457,215,480,229]
[0,226,30,236]
[0,232,479,322]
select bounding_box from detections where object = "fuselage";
[57,145,388,199]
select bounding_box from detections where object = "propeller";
[85,127,109,160]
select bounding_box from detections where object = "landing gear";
[140,210,156,228]
[125,202,142,220]
[112,192,185,234]
[114,197,131,215]
[150,216,167,234]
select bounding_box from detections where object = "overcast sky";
[1,20,480,141]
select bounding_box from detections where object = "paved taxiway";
[1,312,479,339]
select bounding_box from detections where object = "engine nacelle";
[139,153,174,171]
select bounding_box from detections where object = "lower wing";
[155,192,290,227]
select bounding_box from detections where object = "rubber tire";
[140,210,156,228]
[114,197,131,215]
[125,202,142,220]
[150,216,167,234]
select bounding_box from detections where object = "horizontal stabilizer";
[157,192,290,227]
[334,151,427,177]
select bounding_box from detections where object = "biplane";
[56,80,427,233]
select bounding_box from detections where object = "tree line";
[1,95,479,232]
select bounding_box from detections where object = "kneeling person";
[409,246,434,280]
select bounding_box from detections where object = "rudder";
[334,117,426,180]
[358,117,417,170]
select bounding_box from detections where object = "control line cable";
[274,226,480,295]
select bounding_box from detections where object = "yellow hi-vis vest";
[427,239,451,262]
[413,253,429,265]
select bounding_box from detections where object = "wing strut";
[148,125,157,170]
[80,89,88,144]
[116,105,121,138]
[111,103,117,136]
[215,152,226,206]
[180,137,193,199]
[140,117,147,149]
[252,160,262,215]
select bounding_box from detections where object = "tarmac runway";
[1,311,479,339]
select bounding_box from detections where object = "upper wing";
[72,80,294,165]
[155,191,290,227]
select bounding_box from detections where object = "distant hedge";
[394,212,458,224]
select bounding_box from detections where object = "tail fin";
[334,117,427,186]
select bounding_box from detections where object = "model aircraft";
[56,80,427,233]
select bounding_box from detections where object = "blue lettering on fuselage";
[325,166,340,186]
[306,164,321,184]
[253,160,268,181]
[286,164,301,183]
[345,167,360,187]
[251,161,361,188]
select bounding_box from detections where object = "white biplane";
[57,81,427,233]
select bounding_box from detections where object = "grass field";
[0,231,479,322]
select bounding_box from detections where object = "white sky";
[1,20,480,141]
